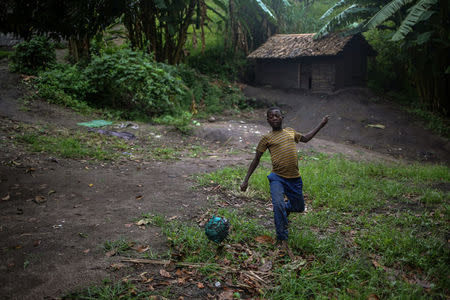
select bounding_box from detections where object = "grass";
[64,279,154,299]
[103,238,134,256]
[57,153,448,298]
[10,122,184,161]
[192,153,449,298]
[0,50,13,59]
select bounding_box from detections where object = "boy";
[240,107,329,259]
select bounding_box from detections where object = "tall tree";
[123,0,208,64]
[0,0,122,62]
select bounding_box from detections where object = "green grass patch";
[151,147,179,160]
[12,123,183,161]
[64,279,154,299]
[141,210,273,265]
[103,238,135,256]
[193,153,449,297]
[16,130,125,160]
[0,50,13,59]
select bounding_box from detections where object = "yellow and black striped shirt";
[256,128,302,178]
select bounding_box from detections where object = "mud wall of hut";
[255,59,299,89]
[335,39,368,89]
[310,57,336,92]
[299,60,312,90]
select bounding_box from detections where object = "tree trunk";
[68,35,90,62]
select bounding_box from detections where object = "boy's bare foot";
[281,240,295,261]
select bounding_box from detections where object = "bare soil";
[0,58,448,300]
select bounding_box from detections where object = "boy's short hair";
[267,106,282,116]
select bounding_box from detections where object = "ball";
[205,216,229,243]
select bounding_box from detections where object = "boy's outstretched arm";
[240,151,263,192]
[300,115,330,143]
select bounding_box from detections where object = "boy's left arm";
[300,115,330,143]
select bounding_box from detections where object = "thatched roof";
[248,33,369,59]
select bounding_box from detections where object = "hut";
[247,33,376,93]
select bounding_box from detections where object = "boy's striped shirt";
[256,127,302,178]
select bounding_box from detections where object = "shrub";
[10,36,56,75]
[83,48,185,116]
[364,28,411,94]
[176,64,247,116]
[35,47,247,121]
[186,45,248,82]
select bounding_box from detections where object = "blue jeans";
[268,172,305,241]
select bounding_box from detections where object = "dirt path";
[243,85,450,164]
[0,58,448,299]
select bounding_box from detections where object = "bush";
[10,36,56,75]
[364,28,411,94]
[186,45,248,82]
[35,47,247,122]
[176,64,247,116]
[83,48,185,116]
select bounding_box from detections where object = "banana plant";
[221,0,297,54]
[316,0,441,42]
[317,0,449,115]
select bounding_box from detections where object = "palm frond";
[209,0,228,13]
[392,0,438,41]
[315,5,376,39]
[320,0,354,20]
[206,4,227,22]
[364,0,415,30]
[255,0,277,21]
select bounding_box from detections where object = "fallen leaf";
[111,263,125,270]
[372,260,381,268]
[83,249,90,254]
[48,190,56,195]
[168,215,179,221]
[197,282,204,289]
[218,289,234,300]
[88,183,94,187]
[135,195,143,200]
[175,269,183,276]
[136,218,151,226]
[2,194,10,201]
[105,249,117,257]
[283,259,307,271]
[346,288,357,295]
[177,277,186,284]
[159,269,171,278]
[33,240,41,247]
[367,294,379,300]
[255,235,274,244]
[259,261,273,272]
[366,124,385,129]
[33,196,46,204]
[133,245,149,253]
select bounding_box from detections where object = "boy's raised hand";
[322,115,330,125]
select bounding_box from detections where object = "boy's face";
[267,109,283,129]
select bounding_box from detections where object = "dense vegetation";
[2,0,449,123]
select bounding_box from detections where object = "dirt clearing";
[0,58,448,299]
